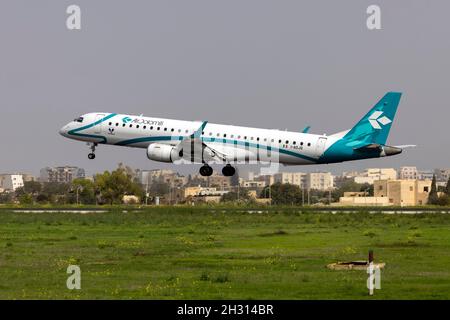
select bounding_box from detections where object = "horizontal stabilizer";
[353,143,382,151]
[394,144,416,149]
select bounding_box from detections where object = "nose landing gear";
[88,142,97,160]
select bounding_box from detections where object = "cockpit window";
[74,116,84,123]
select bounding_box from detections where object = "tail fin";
[343,92,402,145]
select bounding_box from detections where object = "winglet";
[302,126,311,133]
[191,121,208,139]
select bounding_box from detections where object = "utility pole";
[145,175,149,205]
[269,183,271,205]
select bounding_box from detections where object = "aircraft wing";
[173,121,229,163]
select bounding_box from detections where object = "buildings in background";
[0,174,24,191]
[374,179,432,206]
[1,164,449,206]
[307,172,334,190]
[399,166,418,180]
[353,168,397,184]
[39,166,85,183]
[240,171,333,191]
[138,169,186,188]
[434,168,450,182]
[337,179,433,206]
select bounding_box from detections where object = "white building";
[306,172,334,191]
[0,174,24,191]
[240,180,266,188]
[354,168,397,184]
[273,172,307,188]
[399,166,418,180]
[418,170,434,181]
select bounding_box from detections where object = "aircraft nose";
[59,125,69,137]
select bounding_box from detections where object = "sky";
[1,1,449,177]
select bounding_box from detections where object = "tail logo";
[368,111,392,129]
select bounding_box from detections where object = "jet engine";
[146,143,181,163]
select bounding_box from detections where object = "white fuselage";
[60,112,340,165]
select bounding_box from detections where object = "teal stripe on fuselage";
[115,135,317,162]
[68,113,117,143]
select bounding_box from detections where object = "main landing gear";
[88,142,97,160]
[199,164,213,177]
[198,164,236,177]
[222,164,236,177]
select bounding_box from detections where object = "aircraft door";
[94,113,105,134]
[315,137,327,156]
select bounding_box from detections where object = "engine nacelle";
[147,143,179,163]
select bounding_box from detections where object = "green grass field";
[0,207,449,299]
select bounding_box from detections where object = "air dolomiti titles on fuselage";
[59,92,407,177]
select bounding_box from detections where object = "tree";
[221,189,251,202]
[0,192,13,204]
[70,178,96,204]
[23,181,42,194]
[445,177,450,196]
[149,181,170,196]
[95,167,143,204]
[40,182,71,204]
[18,193,33,205]
[261,183,303,205]
[428,174,439,205]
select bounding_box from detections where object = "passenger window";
[307,143,311,146]
[223,134,227,137]
[116,123,119,126]
[164,128,167,131]
[157,127,160,130]
[143,126,146,129]
[109,122,112,126]
[136,125,140,129]
[171,128,174,132]
[150,126,153,130]
[122,123,126,127]
[278,139,282,143]
[293,141,296,145]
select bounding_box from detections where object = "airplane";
[59,92,411,177]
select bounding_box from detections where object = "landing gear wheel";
[88,153,96,160]
[222,164,236,176]
[199,165,213,177]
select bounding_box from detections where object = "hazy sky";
[1,1,449,177]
